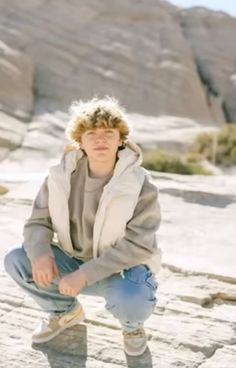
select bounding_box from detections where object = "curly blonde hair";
[66,96,130,146]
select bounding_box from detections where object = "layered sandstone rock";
[0,0,227,124]
[0,172,235,367]
[0,41,34,120]
[0,111,28,161]
[1,0,236,162]
[180,7,236,123]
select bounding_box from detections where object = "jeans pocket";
[124,265,158,301]
[124,265,158,293]
[124,265,149,284]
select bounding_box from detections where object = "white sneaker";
[123,327,148,356]
[32,304,85,344]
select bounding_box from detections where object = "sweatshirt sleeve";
[79,175,161,285]
[23,177,55,262]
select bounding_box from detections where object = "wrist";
[76,269,88,287]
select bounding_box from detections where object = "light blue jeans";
[4,245,158,331]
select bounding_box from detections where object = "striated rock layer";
[0,172,236,367]
[0,0,235,124]
[0,41,34,120]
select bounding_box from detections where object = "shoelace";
[42,307,82,326]
[123,329,145,338]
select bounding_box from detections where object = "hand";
[32,254,59,288]
[59,269,88,296]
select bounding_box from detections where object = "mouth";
[94,147,109,151]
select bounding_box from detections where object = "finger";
[32,266,48,287]
[68,289,76,297]
[59,286,68,295]
[70,289,77,297]
[33,270,42,287]
[52,262,59,278]
[45,268,54,284]
[62,286,77,297]
[58,280,65,294]
[59,282,71,296]
[45,262,57,284]
[38,272,50,288]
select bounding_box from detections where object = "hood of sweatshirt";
[62,139,143,178]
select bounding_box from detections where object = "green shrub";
[140,124,236,175]
[142,150,212,175]
[192,124,236,167]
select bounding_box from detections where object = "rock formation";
[0,172,235,367]
[0,0,235,125]
[1,3,236,365]
[0,41,34,120]
[1,0,236,162]
[180,7,236,123]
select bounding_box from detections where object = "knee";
[105,267,158,323]
[4,247,28,277]
[107,294,156,325]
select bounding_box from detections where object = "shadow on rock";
[125,346,153,368]
[32,324,87,367]
[160,188,235,208]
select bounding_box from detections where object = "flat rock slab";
[0,267,236,367]
[0,173,236,367]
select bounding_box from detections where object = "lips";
[94,147,108,150]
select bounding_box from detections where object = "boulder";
[180,7,236,122]
[0,0,224,124]
[0,111,27,150]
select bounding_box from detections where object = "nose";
[95,132,106,141]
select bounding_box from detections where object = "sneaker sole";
[32,309,86,344]
[124,342,148,356]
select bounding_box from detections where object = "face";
[80,127,122,163]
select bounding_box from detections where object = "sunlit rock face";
[0,41,34,120]
[180,7,236,123]
[1,0,236,166]
[0,0,231,125]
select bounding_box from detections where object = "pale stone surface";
[128,114,219,153]
[0,41,34,120]
[180,7,236,122]
[199,345,236,368]
[0,106,68,173]
[0,111,28,152]
[152,173,236,282]
[3,0,236,167]
[0,0,227,124]
[0,172,236,367]
[0,2,236,366]
[0,107,221,174]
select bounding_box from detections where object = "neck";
[87,158,117,178]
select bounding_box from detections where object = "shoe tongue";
[124,329,143,337]
[44,315,59,323]
[132,330,143,337]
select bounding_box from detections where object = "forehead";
[85,127,118,132]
